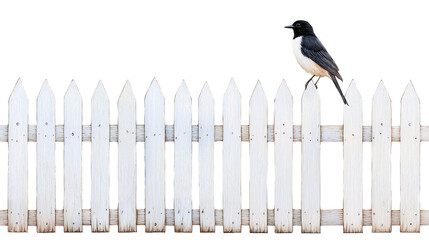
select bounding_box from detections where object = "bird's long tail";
[329,73,348,105]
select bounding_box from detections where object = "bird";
[285,20,348,105]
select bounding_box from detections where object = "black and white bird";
[285,20,348,105]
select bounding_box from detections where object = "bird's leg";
[305,75,315,89]
[314,77,322,89]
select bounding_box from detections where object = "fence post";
[223,79,241,232]
[274,80,293,233]
[343,80,363,233]
[174,81,193,232]
[371,80,392,232]
[36,80,56,232]
[400,81,420,232]
[91,81,110,232]
[249,81,268,233]
[145,79,166,232]
[301,82,321,233]
[63,80,83,232]
[8,79,28,232]
[118,81,137,232]
[198,82,215,232]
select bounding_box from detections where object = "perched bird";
[285,20,348,105]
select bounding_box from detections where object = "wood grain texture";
[118,81,137,232]
[144,79,166,232]
[222,79,242,232]
[274,80,293,233]
[301,82,321,233]
[91,81,110,232]
[371,81,392,232]
[343,80,363,233]
[8,79,28,232]
[63,80,83,232]
[198,82,215,232]
[36,80,56,232]
[249,81,268,233]
[174,81,193,232]
[400,81,420,232]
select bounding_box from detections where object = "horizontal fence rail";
[0,78,425,234]
[0,125,428,142]
[2,209,429,226]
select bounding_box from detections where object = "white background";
[1,0,429,239]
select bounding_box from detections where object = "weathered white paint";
[249,81,268,233]
[222,79,241,232]
[343,80,363,233]
[118,81,137,232]
[8,79,28,232]
[145,79,166,232]
[36,80,56,232]
[371,81,392,232]
[174,81,193,232]
[198,82,215,232]
[400,81,420,232]
[63,80,83,232]
[274,80,293,233]
[91,81,110,232]
[301,82,321,233]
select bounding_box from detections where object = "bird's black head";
[285,20,315,39]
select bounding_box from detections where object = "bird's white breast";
[292,36,329,77]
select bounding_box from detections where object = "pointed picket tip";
[302,81,319,101]
[345,80,361,99]
[92,80,109,102]
[38,79,54,99]
[224,78,240,99]
[65,80,82,99]
[373,80,391,102]
[9,78,28,102]
[199,82,214,102]
[118,80,136,104]
[275,80,292,103]
[145,78,164,100]
[250,80,267,103]
[175,80,191,100]
[401,81,419,104]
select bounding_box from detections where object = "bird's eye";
[296,23,301,28]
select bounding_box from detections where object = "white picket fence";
[0,78,424,233]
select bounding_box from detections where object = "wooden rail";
[0,124,428,142]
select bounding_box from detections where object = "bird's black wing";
[300,35,343,81]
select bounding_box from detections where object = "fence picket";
[63,80,83,232]
[198,82,215,232]
[174,81,193,232]
[118,81,137,232]
[8,79,28,232]
[91,81,110,232]
[343,80,363,233]
[3,78,429,235]
[400,81,420,232]
[36,80,56,232]
[145,79,166,232]
[223,79,241,232]
[249,81,268,233]
[301,82,321,233]
[371,81,392,232]
[274,80,293,233]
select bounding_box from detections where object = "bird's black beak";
[284,25,295,29]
